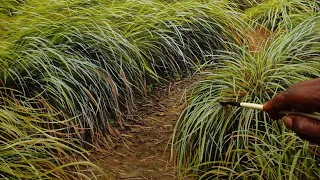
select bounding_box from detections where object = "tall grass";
[0,89,103,179]
[229,0,264,10]
[0,0,244,178]
[174,17,320,179]
[245,0,320,30]
[0,0,25,16]
[0,0,243,141]
[4,0,320,179]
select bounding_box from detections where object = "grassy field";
[0,0,319,179]
[173,1,320,179]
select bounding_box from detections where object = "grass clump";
[173,17,320,179]
[0,0,243,177]
[245,0,320,30]
[3,0,320,179]
[228,0,264,10]
[0,90,104,179]
[0,0,25,16]
[0,0,242,142]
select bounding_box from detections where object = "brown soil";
[247,26,271,53]
[93,75,202,180]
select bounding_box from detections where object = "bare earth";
[93,75,202,180]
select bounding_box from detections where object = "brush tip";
[219,101,241,107]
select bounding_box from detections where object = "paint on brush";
[219,101,241,107]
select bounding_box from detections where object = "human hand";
[263,78,320,144]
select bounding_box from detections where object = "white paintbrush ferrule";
[240,103,263,110]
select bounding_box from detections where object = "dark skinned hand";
[263,78,320,144]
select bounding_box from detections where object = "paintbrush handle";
[279,111,320,121]
[240,102,320,121]
[240,103,263,110]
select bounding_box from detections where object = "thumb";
[283,115,320,144]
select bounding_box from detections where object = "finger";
[263,102,283,120]
[282,115,292,129]
[295,134,320,145]
[282,88,319,113]
[267,111,284,120]
[289,78,320,88]
[284,115,320,144]
[263,79,320,114]
[264,89,318,115]
[281,79,320,112]
[263,93,285,112]
[263,93,289,119]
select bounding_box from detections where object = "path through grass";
[93,74,203,179]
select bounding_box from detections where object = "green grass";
[173,16,320,179]
[1,0,320,179]
[0,0,245,178]
[245,0,320,30]
[0,90,104,179]
[0,0,25,16]
[0,0,243,141]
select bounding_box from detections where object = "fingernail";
[262,101,269,111]
[283,116,292,129]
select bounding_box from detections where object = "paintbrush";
[219,102,320,121]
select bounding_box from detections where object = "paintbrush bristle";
[219,101,241,107]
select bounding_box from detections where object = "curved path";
[94,75,202,180]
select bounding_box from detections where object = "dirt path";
[94,75,202,180]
